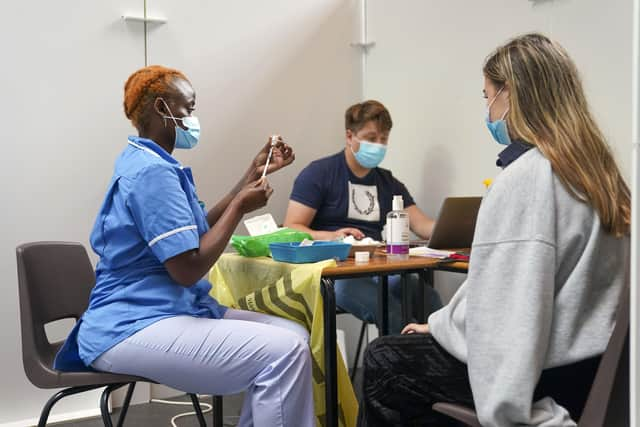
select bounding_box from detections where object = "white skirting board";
[0,407,103,427]
[1,383,151,427]
[632,1,639,425]
[337,328,348,366]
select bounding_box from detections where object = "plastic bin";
[269,241,352,263]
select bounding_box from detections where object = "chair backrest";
[16,241,95,385]
[579,281,629,427]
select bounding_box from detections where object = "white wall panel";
[0,1,144,424]
[146,0,362,227]
[366,0,632,301]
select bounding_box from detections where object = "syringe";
[261,135,279,179]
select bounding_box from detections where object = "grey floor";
[52,371,363,427]
[51,394,244,427]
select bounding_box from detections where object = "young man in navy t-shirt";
[284,100,442,334]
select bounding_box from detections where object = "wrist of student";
[316,230,338,240]
[304,229,323,240]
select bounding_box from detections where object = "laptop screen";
[427,197,482,250]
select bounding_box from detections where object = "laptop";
[427,197,482,250]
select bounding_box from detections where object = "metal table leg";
[212,395,223,427]
[401,273,410,327]
[321,277,338,427]
[377,275,389,335]
[417,269,434,323]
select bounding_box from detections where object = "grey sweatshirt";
[428,148,628,427]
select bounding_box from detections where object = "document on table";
[409,246,454,259]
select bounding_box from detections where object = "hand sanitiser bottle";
[386,195,410,260]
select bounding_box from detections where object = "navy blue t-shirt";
[290,151,415,241]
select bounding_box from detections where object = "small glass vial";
[386,195,410,260]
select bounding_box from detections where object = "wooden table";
[320,253,469,427]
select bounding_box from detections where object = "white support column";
[631,0,639,425]
[350,0,374,100]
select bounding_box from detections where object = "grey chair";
[17,241,220,427]
[433,282,630,427]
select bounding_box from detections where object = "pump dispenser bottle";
[386,195,410,260]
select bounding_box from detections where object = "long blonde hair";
[484,33,630,237]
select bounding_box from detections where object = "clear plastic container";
[386,195,410,260]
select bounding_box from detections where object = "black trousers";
[357,333,600,427]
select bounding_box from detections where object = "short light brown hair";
[345,100,393,133]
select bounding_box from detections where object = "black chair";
[17,241,221,427]
[433,282,630,427]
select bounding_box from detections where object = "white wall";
[147,0,362,226]
[3,0,631,423]
[365,0,632,299]
[0,2,144,424]
[0,1,361,424]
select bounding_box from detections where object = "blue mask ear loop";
[487,86,510,121]
[349,134,373,155]
[348,137,357,157]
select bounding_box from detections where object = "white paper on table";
[299,239,314,247]
[409,246,454,259]
[244,213,279,236]
[342,235,382,245]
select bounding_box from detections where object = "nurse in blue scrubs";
[54,65,315,427]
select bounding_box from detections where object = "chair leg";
[188,393,207,427]
[38,385,103,427]
[213,395,223,427]
[100,383,128,427]
[351,320,368,382]
[115,383,136,427]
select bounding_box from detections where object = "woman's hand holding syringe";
[252,134,295,180]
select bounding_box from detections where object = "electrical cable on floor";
[150,395,240,427]
[150,398,211,427]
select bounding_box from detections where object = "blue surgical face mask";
[350,138,387,169]
[160,99,201,149]
[485,87,511,146]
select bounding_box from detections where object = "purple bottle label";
[386,244,409,254]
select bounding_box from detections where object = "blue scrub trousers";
[334,274,442,334]
[92,309,314,427]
